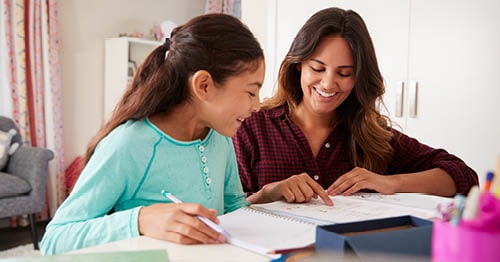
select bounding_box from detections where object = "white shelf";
[115,37,162,47]
[103,37,161,119]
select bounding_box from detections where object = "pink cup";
[432,220,500,262]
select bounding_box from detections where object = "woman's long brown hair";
[263,7,393,173]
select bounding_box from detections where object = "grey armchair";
[0,116,54,250]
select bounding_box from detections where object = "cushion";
[0,130,13,170]
[0,129,19,170]
[0,171,31,198]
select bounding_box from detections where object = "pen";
[484,171,494,192]
[160,190,231,239]
[450,194,465,226]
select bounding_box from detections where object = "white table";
[71,236,271,262]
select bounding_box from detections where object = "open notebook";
[218,193,453,257]
[218,206,316,258]
[252,193,454,225]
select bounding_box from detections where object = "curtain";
[205,0,241,18]
[1,0,65,224]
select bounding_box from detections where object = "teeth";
[314,88,336,97]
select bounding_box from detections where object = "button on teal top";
[41,118,249,255]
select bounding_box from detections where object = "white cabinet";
[104,37,161,119]
[244,0,500,178]
[400,0,500,179]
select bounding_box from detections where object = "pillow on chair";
[0,129,20,170]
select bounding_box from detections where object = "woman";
[234,7,478,205]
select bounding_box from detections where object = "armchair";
[0,116,54,250]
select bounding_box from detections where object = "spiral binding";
[245,206,320,226]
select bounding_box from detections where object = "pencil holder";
[432,219,500,262]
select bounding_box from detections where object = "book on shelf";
[218,193,452,257]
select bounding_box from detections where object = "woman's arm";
[327,130,478,196]
[327,167,457,197]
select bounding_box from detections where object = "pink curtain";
[205,0,241,18]
[2,0,65,225]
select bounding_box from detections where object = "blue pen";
[484,171,494,192]
[160,190,231,239]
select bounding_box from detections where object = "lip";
[313,87,337,98]
[312,87,338,103]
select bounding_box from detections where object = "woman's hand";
[249,173,333,205]
[137,203,226,244]
[327,167,398,196]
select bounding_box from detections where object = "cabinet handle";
[409,81,418,118]
[395,81,404,117]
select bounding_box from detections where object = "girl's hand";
[137,203,226,244]
[252,173,333,205]
[326,167,398,196]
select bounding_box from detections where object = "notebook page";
[348,193,453,211]
[253,194,443,224]
[218,206,316,254]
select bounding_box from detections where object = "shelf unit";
[104,37,161,119]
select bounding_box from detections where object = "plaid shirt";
[233,106,478,195]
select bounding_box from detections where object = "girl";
[41,13,265,254]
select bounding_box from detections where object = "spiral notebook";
[218,194,453,257]
[252,193,453,224]
[218,206,317,257]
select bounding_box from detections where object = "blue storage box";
[315,216,432,261]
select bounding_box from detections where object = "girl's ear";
[190,70,215,101]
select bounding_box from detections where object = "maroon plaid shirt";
[233,106,478,195]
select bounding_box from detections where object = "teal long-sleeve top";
[41,119,249,255]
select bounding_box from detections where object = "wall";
[58,0,205,167]
[241,0,275,99]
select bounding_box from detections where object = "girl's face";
[298,36,356,116]
[206,59,265,137]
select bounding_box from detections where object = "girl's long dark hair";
[85,14,264,164]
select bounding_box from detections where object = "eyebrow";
[310,58,354,68]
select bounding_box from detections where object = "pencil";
[270,244,315,255]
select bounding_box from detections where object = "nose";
[321,72,337,90]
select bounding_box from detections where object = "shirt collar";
[267,105,288,119]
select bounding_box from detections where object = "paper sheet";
[252,193,453,224]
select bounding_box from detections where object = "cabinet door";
[406,0,500,177]
[104,38,129,119]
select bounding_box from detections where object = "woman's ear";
[190,70,215,101]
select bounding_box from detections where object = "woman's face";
[299,36,356,116]
[207,59,265,137]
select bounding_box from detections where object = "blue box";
[315,216,432,261]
